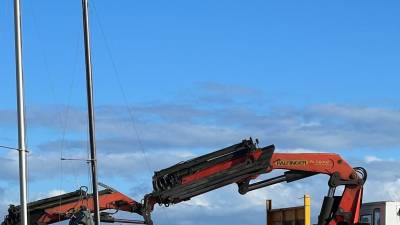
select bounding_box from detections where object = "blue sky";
[0,1,400,225]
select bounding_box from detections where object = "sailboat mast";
[13,0,29,225]
[81,0,101,225]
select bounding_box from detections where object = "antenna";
[14,0,29,225]
[81,0,100,224]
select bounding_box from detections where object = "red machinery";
[1,184,145,225]
[142,139,367,225]
[2,139,366,225]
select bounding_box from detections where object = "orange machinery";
[142,139,366,225]
[1,184,144,225]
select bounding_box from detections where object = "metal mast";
[14,0,29,225]
[81,0,100,224]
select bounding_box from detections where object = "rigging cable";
[90,1,153,173]
[91,2,173,224]
[0,145,24,152]
[29,1,85,221]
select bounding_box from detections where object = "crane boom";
[1,184,145,225]
[142,139,366,225]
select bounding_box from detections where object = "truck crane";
[2,139,367,225]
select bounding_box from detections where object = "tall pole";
[13,0,29,225]
[82,0,100,224]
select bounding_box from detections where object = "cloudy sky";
[0,1,400,225]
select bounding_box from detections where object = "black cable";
[0,145,20,151]
[90,2,173,224]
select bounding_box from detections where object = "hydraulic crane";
[1,184,145,225]
[141,139,367,225]
[2,139,367,225]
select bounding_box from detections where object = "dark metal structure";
[81,0,100,224]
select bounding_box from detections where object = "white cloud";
[47,189,67,198]
[3,100,400,153]
[277,148,324,153]
[98,150,197,177]
[383,179,400,201]
[364,155,383,163]
[183,195,212,208]
[31,189,67,201]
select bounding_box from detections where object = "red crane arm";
[269,153,356,178]
[142,139,366,225]
[38,190,140,224]
[268,153,364,225]
[1,185,144,225]
[180,152,357,185]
